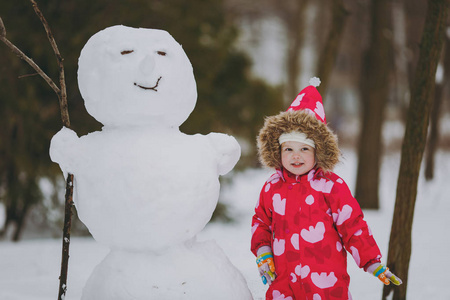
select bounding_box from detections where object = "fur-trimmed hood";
[257,110,340,173]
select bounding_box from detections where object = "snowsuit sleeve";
[325,174,382,270]
[250,181,273,256]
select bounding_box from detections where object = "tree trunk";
[316,0,349,96]
[382,1,448,299]
[391,0,410,117]
[425,36,450,180]
[12,202,30,242]
[424,71,444,180]
[354,0,392,209]
[284,0,308,104]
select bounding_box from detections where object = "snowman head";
[78,25,197,128]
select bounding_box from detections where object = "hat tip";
[309,77,321,87]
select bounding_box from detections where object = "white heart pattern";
[310,178,334,193]
[301,222,325,243]
[311,272,338,289]
[332,204,353,226]
[291,93,305,107]
[291,233,299,250]
[336,241,342,252]
[350,246,361,267]
[294,263,310,279]
[273,238,286,256]
[273,193,286,216]
[314,101,326,122]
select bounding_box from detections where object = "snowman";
[50,25,253,299]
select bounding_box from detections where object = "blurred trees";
[0,0,282,240]
[225,0,450,209]
[316,0,348,95]
[225,0,310,104]
[355,0,392,209]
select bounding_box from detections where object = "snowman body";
[50,25,252,299]
[68,128,230,250]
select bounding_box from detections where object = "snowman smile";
[134,77,162,91]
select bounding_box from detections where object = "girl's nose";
[139,55,156,75]
[292,151,301,159]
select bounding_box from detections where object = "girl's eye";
[284,148,292,152]
[302,147,309,151]
[157,51,167,56]
[121,50,134,55]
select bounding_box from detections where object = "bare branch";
[18,73,39,79]
[0,16,6,37]
[31,0,62,63]
[30,0,70,128]
[0,28,61,96]
[25,3,74,299]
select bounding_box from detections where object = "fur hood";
[257,110,340,173]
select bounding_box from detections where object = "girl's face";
[281,141,316,176]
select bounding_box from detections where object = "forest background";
[0,0,449,258]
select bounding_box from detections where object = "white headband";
[279,131,315,148]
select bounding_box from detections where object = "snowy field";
[0,149,449,300]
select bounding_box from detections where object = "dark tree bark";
[354,0,392,209]
[0,160,35,242]
[316,0,349,96]
[425,36,450,180]
[382,1,448,299]
[424,72,444,180]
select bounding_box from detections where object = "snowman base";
[81,239,253,300]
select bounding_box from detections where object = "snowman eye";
[121,50,134,55]
[157,51,167,56]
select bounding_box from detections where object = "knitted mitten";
[256,246,276,285]
[367,263,402,285]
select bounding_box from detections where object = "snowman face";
[78,25,197,128]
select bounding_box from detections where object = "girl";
[251,79,401,300]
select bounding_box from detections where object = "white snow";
[1,150,449,299]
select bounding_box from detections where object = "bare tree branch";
[0,16,6,37]
[30,0,70,128]
[0,17,61,96]
[18,73,40,79]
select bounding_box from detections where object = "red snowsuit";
[251,168,382,300]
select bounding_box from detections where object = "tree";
[316,0,349,95]
[354,0,392,209]
[383,1,448,299]
[425,35,449,180]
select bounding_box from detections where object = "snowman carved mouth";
[134,77,162,91]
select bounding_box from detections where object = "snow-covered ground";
[0,149,449,299]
